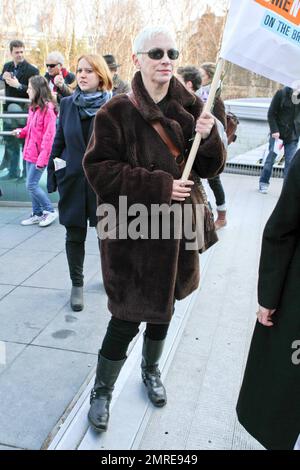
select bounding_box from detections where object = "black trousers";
[207,175,226,207]
[101,316,170,361]
[65,226,87,287]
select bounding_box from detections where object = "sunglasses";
[137,48,179,60]
[46,63,59,68]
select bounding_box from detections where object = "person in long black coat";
[237,150,300,450]
[47,54,112,312]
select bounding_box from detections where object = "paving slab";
[85,271,104,292]
[0,284,15,299]
[0,224,39,250]
[32,291,110,354]
[0,286,69,343]
[0,248,57,285]
[20,224,65,253]
[0,345,95,450]
[22,252,101,290]
[0,207,29,224]
[0,341,26,377]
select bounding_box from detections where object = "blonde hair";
[133,26,177,54]
[77,54,113,91]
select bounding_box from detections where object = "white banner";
[220,0,300,88]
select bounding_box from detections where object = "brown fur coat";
[83,72,225,323]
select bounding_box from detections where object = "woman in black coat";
[237,150,300,450]
[47,54,112,311]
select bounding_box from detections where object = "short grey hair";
[133,26,177,54]
[46,51,65,65]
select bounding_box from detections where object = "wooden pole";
[181,57,225,181]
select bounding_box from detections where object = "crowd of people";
[0,28,299,450]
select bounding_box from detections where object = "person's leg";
[0,146,9,171]
[21,162,43,225]
[208,175,227,229]
[8,140,21,178]
[89,317,140,431]
[26,163,53,214]
[142,323,170,407]
[26,166,57,227]
[101,317,140,360]
[65,226,87,311]
[4,112,23,178]
[3,137,21,178]
[283,140,298,180]
[207,175,225,208]
[259,136,277,190]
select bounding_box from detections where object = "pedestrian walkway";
[0,172,282,450]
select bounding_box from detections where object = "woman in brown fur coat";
[83,26,226,432]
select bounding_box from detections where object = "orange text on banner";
[255,0,300,26]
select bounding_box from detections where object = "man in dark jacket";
[0,40,39,179]
[259,86,300,193]
[103,54,130,95]
[44,51,75,104]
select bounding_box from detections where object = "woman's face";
[76,58,100,93]
[134,34,178,87]
[199,68,211,86]
[27,82,35,101]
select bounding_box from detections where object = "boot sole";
[71,304,84,312]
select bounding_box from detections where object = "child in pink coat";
[12,76,58,227]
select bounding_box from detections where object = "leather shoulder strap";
[127,92,181,159]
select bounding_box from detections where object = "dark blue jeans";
[260,137,298,184]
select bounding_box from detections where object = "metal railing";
[0,95,29,135]
[0,96,30,104]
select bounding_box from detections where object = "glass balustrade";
[0,93,58,203]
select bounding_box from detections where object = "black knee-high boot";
[65,240,85,287]
[141,333,167,407]
[88,352,126,432]
[65,238,85,311]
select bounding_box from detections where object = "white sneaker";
[259,184,269,194]
[21,214,43,226]
[39,210,58,227]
